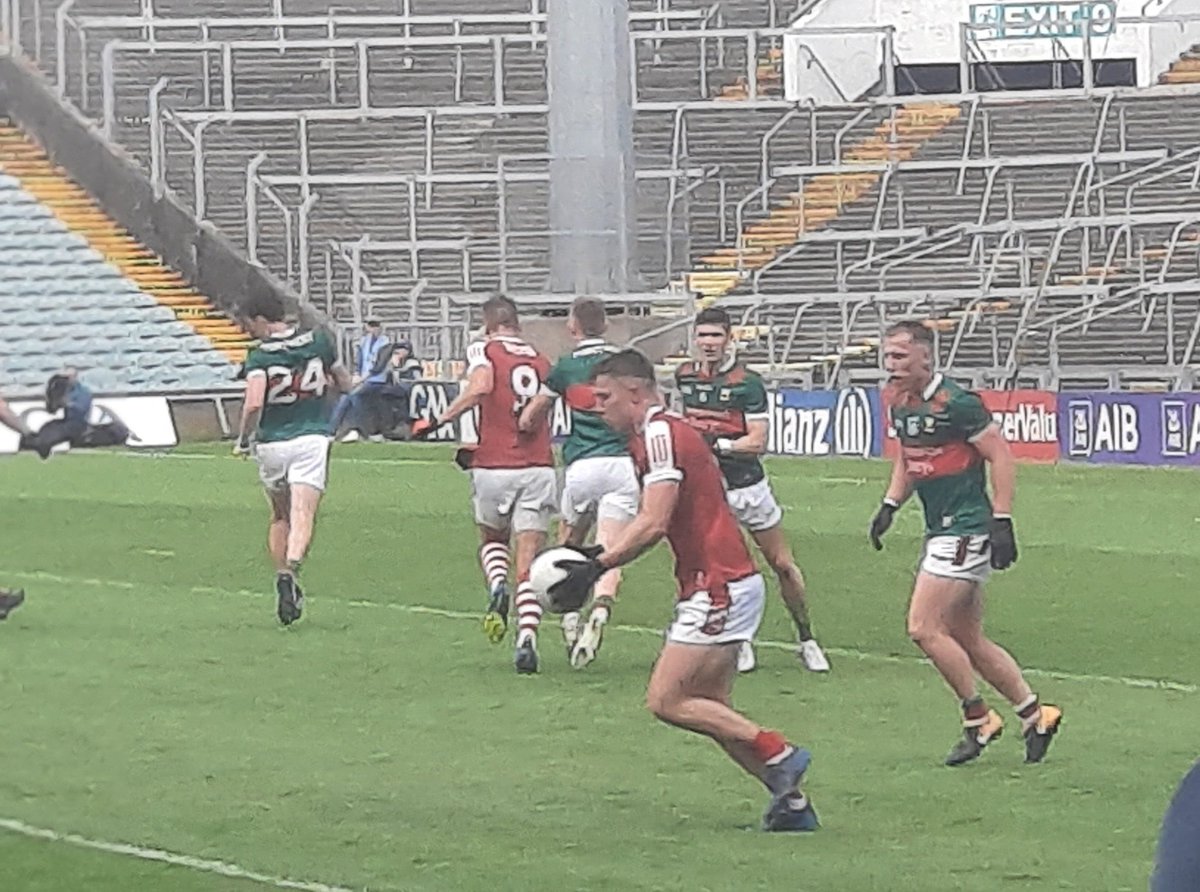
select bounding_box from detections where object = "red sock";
[751,729,792,765]
[961,695,989,727]
[480,542,509,592]
[515,579,542,643]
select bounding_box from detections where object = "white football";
[529,546,591,614]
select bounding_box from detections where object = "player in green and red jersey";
[674,308,828,674]
[236,290,351,626]
[869,320,1062,766]
[521,297,638,668]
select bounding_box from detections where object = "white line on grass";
[0,819,359,892]
[84,449,872,483]
[10,569,1198,695]
[80,449,445,468]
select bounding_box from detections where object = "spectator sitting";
[331,317,391,442]
[374,340,423,435]
[23,370,130,459]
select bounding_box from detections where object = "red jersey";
[629,406,757,602]
[466,335,553,469]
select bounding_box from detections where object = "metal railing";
[49,0,719,96]
[814,150,1166,287]
[244,156,712,297]
[959,11,1200,93]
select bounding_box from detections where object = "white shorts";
[726,478,784,533]
[255,434,331,493]
[471,466,558,533]
[920,534,992,584]
[666,574,766,646]
[560,455,639,525]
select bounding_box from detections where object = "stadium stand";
[11,0,1200,390]
[0,118,242,394]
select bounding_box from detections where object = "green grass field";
[0,443,1195,891]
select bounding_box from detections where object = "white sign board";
[0,396,179,454]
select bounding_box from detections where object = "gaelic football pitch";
[0,444,1194,891]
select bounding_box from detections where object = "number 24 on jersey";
[266,358,327,405]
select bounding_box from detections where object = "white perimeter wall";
[791,0,1200,88]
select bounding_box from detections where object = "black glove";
[453,447,475,471]
[989,516,1018,570]
[546,548,607,614]
[869,499,899,551]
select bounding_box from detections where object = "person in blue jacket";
[24,370,129,459]
[331,318,391,442]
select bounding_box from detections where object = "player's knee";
[907,615,940,647]
[645,686,677,724]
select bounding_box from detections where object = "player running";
[520,297,637,668]
[0,393,32,619]
[551,349,818,831]
[675,307,828,674]
[869,320,1062,766]
[235,292,351,626]
[412,296,556,674]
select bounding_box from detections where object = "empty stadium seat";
[0,176,239,394]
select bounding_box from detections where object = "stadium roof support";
[547,0,639,294]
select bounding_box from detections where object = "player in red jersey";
[550,349,818,831]
[412,296,556,674]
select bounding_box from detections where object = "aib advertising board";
[1059,392,1200,467]
[413,378,1200,468]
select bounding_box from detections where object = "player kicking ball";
[550,349,818,831]
[412,296,557,674]
[675,307,828,674]
[520,297,638,668]
[235,291,351,625]
[869,320,1062,766]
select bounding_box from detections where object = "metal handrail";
[1127,152,1200,208]
[750,225,928,291]
[665,163,722,277]
[759,108,800,209]
[1153,219,1200,285]
[1003,213,1200,370]
[1048,287,1150,350]
[833,151,1169,286]
[67,7,711,32]
[832,106,872,166]
[955,95,981,193]
[101,32,553,135]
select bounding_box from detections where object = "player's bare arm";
[412,363,493,440]
[971,424,1015,515]
[518,392,554,433]
[438,364,493,426]
[235,372,267,454]
[597,480,679,570]
[713,417,768,456]
[884,450,914,506]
